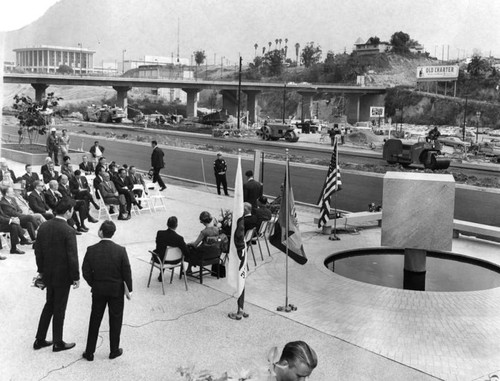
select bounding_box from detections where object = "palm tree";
[284,38,288,58]
[268,41,272,51]
[279,39,282,50]
[254,43,258,58]
[295,43,300,65]
[262,47,266,55]
[275,39,279,50]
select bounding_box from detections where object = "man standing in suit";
[28,181,54,220]
[153,216,188,281]
[21,164,40,192]
[46,128,59,166]
[150,140,166,191]
[243,170,263,208]
[33,198,80,352]
[89,141,105,164]
[82,220,132,361]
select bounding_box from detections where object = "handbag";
[211,263,226,278]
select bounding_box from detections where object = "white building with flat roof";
[13,45,96,74]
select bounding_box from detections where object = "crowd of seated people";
[0,152,157,259]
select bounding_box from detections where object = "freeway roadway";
[2,119,499,226]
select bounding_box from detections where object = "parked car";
[471,141,500,161]
[488,129,500,137]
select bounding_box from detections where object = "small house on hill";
[354,37,391,56]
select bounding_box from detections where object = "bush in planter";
[12,92,63,145]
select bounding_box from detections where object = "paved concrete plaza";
[1,158,500,380]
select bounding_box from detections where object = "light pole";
[122,49,126,74]
[220,56,224,78]
[476,111,481,143]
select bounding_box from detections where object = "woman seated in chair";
[185,211,221,272]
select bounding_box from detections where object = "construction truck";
[83,104,126,123]
[382,139,451,170]
[256,121,300,142]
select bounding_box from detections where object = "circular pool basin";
[325,248,500,292]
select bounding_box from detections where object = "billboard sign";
[370,106,385,118]
[417,65,459,81]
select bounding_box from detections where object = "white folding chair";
[147,247,188,294]
[244,228,257,267]
[0,233,11,250]
[131,184,152,215]
[96,189,120,220]
[255,220,272,258]
[147,183,167,213]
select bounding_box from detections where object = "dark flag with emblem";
[317,135,342,228]
[270,160,307,265]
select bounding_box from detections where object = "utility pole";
[237,56,242,130]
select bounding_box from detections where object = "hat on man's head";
[50,127,56,132]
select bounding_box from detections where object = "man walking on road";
[82,220,133,361]
[213,152,229,196]
[151,140,166,191]
[33,197,79,353]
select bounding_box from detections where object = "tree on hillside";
[301,42,322,68]
[194,50,206,79]
[390,31,412,54]
[56,64,73,75]
[263,49,285,76]
[367,36,380,45]
[467,55,491,77]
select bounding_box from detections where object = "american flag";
[317,135,342,228]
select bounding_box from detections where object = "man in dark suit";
[28,180,54,220]
[99,172,128,220]
[45,181,82,236]
[0,186,38,241]
[113,168,140,214]
[243,170,263,208]
[70,170,100,210]
[40,157,53,176]
[153,216,188,280]
[254,196,272,231]
[127,166,147,199]
[0,203,31,254]
[21,164,40,192]
[33,198,80,352]
[42,162,59,184]
[150,140,166,191]
[94,157,107,177]
[59,175,92,231]
[82,220,132,361]
[242,202,258,233]
[79,155,95,175]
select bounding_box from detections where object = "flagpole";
[330,135,340,241]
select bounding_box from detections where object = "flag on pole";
[227,155,246,297]
[317,135,342,228]
[270,160,307,265]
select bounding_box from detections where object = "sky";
[0,0,500,59]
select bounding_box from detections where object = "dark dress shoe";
[77,227,88,233]
[125,214,131,220]
[20,240,33,245]
[53,341,76,352]
[33,339,53,350]
[118,215,126,221]
[160,186,167,191]
[137,204,143,210]
[10,248,25,254]
[75,230,82,235]
[82,352,94,361]
[93,204,100,210]
[88,216,98,223]
[109,348,123,359]
[81,225,90,232]
[109,207,115,214]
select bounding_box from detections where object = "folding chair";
[186,242,224,284]
[244,228,257,266]
[255,220,272,258]
[147,247,188,294]
[0,233,11,250]
[96,189,120,220]
[147,183,167,213]
[131,184,152,215]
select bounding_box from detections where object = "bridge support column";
[182,88,200,118]
[243,90,261,125]
[31,83,49,102]
[345,93,385,124]
[113,86,131,110]
[221,90,238,117]
[297,91,315,121]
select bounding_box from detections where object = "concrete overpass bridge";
[3,73,387,123]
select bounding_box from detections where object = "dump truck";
[83,104,126,123]
[382,139,451,170]
[256,122,300,142]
